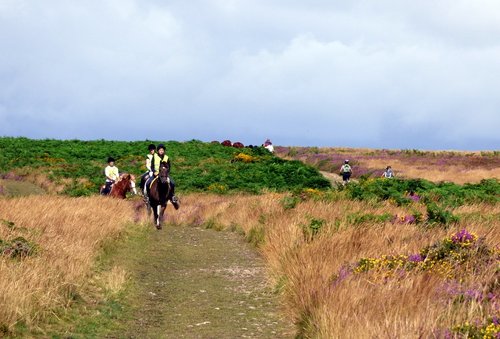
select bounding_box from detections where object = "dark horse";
[146,162,173,229]
[99,174,137,199]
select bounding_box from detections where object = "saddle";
[145,176,170,195]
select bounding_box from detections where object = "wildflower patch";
[350,229,494,279]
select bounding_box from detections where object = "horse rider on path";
[148,144,180,210]
[140,143,156,194]
[102,157,119,195]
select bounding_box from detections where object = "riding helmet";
[148,143,156,151]
[107,157,115,163]
[157,144,166,151]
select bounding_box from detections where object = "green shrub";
[426,202,459,226]
[302,218,326,241]
[280,195,301,210]
[246,225,266,247]
[0,138,331,196]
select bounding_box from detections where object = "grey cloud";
[0,0,499,149]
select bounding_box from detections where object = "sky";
[1,0,499,150]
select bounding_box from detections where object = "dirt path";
[109,224,294,339]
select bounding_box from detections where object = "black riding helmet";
[107,157,115,163]
[148,143,156,151]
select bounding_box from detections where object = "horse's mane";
[110,174,132,198]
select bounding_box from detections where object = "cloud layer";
[1,0,499,149]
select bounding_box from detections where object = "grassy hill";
[275,146,500,184]
[0,137,330,196]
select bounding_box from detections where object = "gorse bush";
[0,137,331,196]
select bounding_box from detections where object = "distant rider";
[382,166,394,178]
[140,144,156,194]
[102,157,119,195]
[340,160,352,184]
[263,139,274,153]
[150,144,180,209]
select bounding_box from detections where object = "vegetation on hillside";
[0,137,330,195]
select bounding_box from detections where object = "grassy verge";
[37,222,152,338]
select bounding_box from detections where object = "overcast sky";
[1,0,499,150]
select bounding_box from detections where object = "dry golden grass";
[1,190,497,337]
[170,193,500,338]
[363,158,500,184]
[0,196,134,331]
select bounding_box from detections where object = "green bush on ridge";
[0,137,331,196]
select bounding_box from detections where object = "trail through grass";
[108,223,294,338]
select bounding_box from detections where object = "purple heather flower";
[404,215,416,224]
[332,265,352,287]
[451,229,475,244]
[408,193,421,202]
[408,253,423,263]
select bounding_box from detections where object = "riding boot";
[169,178,180,210]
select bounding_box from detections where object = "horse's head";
[110,173,137,198]
[158,161,170,184]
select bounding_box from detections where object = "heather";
[276,146,500,184]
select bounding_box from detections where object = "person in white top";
[102,157,119,195]
[140,144,156,194]
[382,166,394,178]
[263,139,274,153]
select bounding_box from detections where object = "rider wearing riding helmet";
[102,157,119,195]
[140,144,156,194]
[151,144,179,209]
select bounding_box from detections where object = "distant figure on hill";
[340,160,352,184]
[147,144,179,209]
[263,139,274,153]
[140,144,156,195]
[382,166,394,178]
[102,157,119,195]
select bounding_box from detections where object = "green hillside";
[0,137,331,196]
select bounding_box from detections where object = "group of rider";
[102,143,179,209]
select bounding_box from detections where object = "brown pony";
[146,162,173,229]
[100,174,137,199]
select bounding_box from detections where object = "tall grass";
[0,196,134,332]
[168,193,500,338]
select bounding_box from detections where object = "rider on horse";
[140,143,156,194]
[147,144,179,209]
[102,157,119,195]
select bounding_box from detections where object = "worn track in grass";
[109,223,294,338]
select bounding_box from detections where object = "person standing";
[340,160,352,184]
[382,166,394,178]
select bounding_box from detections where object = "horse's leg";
[156,204,162,229]
[151,202,159,228]
[159,204,167,225]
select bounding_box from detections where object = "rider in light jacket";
[150,144,179,209]
[140,144,156,194]
[102,157,119,195]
